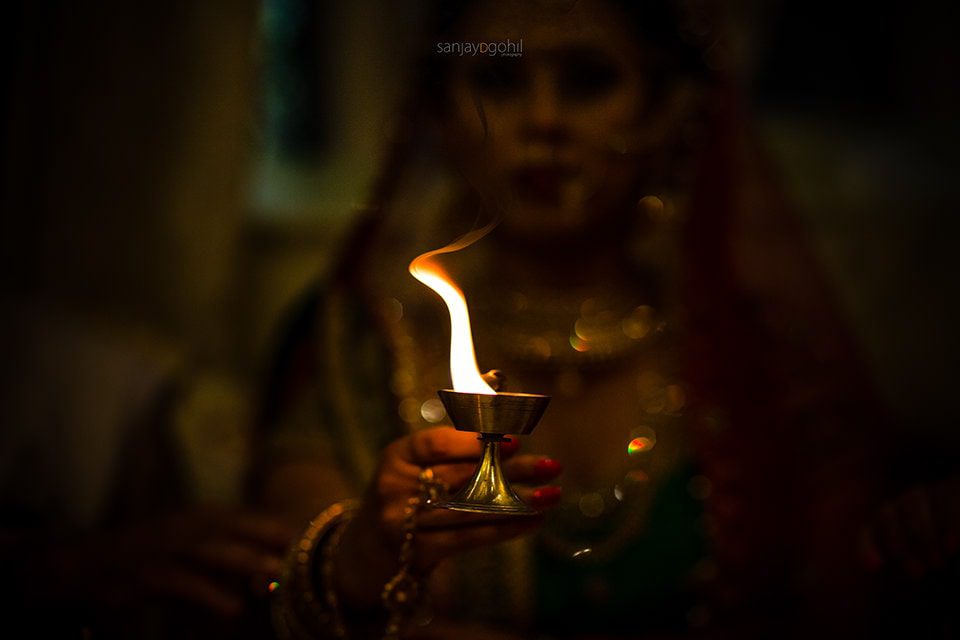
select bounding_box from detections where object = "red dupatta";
[682,84,889,636]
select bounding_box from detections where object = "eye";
[469,60,527,98]
[557,53,622,102]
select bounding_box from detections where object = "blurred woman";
[256,1,890,637]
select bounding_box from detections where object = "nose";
[521,68,566,146]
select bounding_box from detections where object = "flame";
[409,224,496,395]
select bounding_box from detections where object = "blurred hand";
[862,475,960,579]
[334,426,563,608]
[38,507,298,618]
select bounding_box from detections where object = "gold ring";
[418,466,447,504]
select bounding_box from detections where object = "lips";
[512,165,576,204]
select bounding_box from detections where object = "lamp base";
[431,391,551,516]
[432,499,536,515]
[430,433,539,516]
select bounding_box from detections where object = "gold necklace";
[472,286,665,374]
[471,291,690,565]
[534,346,691,566]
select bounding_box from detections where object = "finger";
[187,539,284,578]
[398,428,522,467]
[400,428,482,465]
[405,427,484,465]
[141,564,244,617]
[417,485,562,530]
[429,455,558,492]
[524,485,563,509]
[417,518,543,568]
[430,462,483,491]
[503,455,563,484]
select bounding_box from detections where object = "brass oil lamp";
[434,389,550,514]
[409,225,551,514]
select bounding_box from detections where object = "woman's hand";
[334,426,563,608]
[23,507,298,619]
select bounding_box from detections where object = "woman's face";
[442,0,651,241]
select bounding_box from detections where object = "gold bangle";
[273,468,446,640]
[272,500,359,640]
[320,505,354,637]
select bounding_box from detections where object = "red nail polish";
[532,486,562,505]
[534,458,563,478]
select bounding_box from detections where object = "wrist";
[331,509,398,610]
[271,500,359,639]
